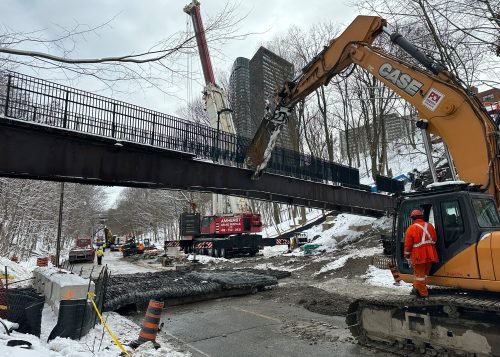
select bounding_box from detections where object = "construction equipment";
[68,237,95,264]
[164,212,289,258]
[184,0,248,214]
[121,237,144,257]
[245,15,500,355]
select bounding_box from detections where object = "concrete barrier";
[33,267,95,314]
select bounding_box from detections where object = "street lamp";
[215,108,233,162]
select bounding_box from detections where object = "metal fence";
[0,71,395,189]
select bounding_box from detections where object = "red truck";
[165,213,289,258]
[68,237,95,263]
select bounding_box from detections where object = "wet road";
[142,294,391,357]
[70,250,157,278]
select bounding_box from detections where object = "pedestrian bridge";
[0,71,399,217]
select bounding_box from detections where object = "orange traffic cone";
[388,261,402,285]
[131,300,164,349]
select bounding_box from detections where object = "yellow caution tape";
[0,305,8,310]
[0,275,16,280]
[87,292,131,356]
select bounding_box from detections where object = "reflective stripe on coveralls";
[412,223,436,248]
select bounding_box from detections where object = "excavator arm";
[246,15,500,207]
[245,16,386,175]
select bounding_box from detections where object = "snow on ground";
[253,260,305,272]
[304,213,377,251]
[314,247,383,276]
[186,254,232,264]
[0,257,34,287]
[362,265,413,291]
[262,245,290,257]
[101,251,158,275]
[262,208,323,238]
[0,251,190,356]
[1,303,189,357]
[359,138,429,185]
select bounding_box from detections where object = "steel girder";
[0,117,396,217]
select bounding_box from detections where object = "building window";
[483,94,494,102]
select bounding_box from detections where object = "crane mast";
[184,1,246,214]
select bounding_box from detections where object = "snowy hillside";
[358,137,431,185]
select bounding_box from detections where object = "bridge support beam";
[0,117,395,217]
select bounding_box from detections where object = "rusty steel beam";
[0,117,396,217]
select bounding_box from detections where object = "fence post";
[4,74,11,117]
[62,90,69,128]
[111,103,116,138]
[150,114,156,145]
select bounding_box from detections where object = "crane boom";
[184,0,215,85]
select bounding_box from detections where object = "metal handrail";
[0,70,367,188]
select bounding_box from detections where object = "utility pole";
[56,182,65,268]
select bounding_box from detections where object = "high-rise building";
[339,113,410,158]
[229,47,299,150]
[229,57,252,138]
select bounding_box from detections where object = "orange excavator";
[246,16,500,355]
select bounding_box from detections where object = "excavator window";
[472,198,500,228]
[440,200,465,248]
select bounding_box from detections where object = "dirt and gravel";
[116,222,404,355]
[190,224,401,319]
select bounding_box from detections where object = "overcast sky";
[2,1,359,208]
[2,0,358,114]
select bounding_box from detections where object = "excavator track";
[346,290,500,356]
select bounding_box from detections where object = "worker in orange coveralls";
[404,209,439,299]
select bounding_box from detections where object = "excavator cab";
[394,186,500,291]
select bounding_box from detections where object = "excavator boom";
[243,14,500,356]
[245,16,386,175]
[245,16,500,210]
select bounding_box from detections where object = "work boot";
[414,291,428,301]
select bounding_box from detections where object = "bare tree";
[0,178,105,258]
[0,2,252,93]
[176,95,209,124]
[266,22,340,160]
[108,188,211,240]
[355,0,500,88]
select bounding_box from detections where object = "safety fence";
[0,261,110,341]
[0,71,387,189]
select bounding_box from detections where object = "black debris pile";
[190,271,278,290]
[105,271,218,311]
[104,270,278,311]
[235,269,291,280]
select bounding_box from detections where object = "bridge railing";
[0,71,388,190]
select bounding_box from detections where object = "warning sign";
[422,88,445,111]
